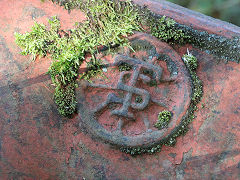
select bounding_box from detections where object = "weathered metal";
[0,0,239,179]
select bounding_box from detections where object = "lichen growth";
[154,110,172,130]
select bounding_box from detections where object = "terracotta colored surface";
[0,0,239,179]
[133,0,240,38]
[79,32,192,149]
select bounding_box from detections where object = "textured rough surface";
[0,0,239,179]
[79,33,192,150]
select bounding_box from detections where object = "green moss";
[182,51,198,70]
[118,63,132,72]
[149,16,190,43]
[148,79,157,87]
[15,18,56,61]
[51,0,240,62]
[154,110,172,130]
[54,82,77,116]
[135,6,191,44]
[120,144,162,155]
[15,0,141,116]
[80,58,105,82]
[143,69,154,76]
[135,95,143,103]
[16,1,204,154]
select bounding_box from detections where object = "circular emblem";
[78,32,192,153]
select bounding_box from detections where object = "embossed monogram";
[78,33,192,149]
[88,55,168,120]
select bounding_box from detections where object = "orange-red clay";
[0,0,239,179]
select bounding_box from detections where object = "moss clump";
[154,110,172,130]
[15,0,141,116]
[120,144,162,155]
[162,52,202,147]
[15,16,61,61]
[135,95,143,103]
[148,79,157,87]
[118,63,132,72]
[182,51,198,70]
[183,51,203,103]
[148,16,190,44]
[15,16,82,116]
[54,83,77,116]
[80,58,105,82]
